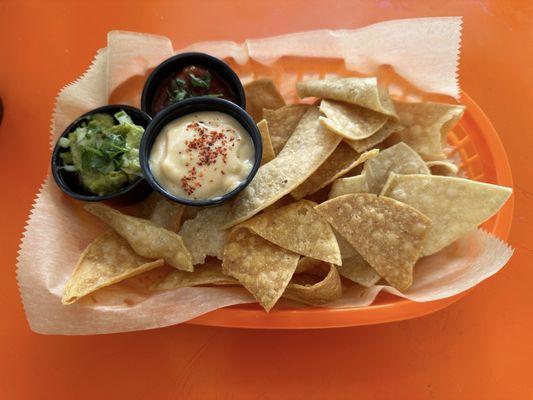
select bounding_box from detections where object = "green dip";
[58,111,144,196]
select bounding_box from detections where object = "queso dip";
[150,111,254,200]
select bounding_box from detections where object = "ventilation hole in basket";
[324,72,341,79]
[279,73,298,103]
[302,72,321,81]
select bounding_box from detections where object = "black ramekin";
[141,52,246,117]
[51,104,153,206]
[140,97,262,207]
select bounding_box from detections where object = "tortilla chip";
[85,203,193,271]
[119,264,174,290]
[291,142,378,199]
[334,230,358,259]
[178,204,230,265]
[138,192,184,232]
[263,104,310,153]
[427,160,459,176]
[329,174,369,199]
[222,228,300,311]
[296,77,397,118]
[363,142,430,194]
[337,254,381,287]
[256,119,275,165]
[344,120,402,153]
[181,206,200,222]
[62,231,164,304]
[262,195,296,213]
[224,106,341,228]
[240,200,341,264]
[315,193,432,290]
[387,101,465,160]
[283,258,342,305]
[151,259,237,290]
[332,229,380,286]
[319,99,388,140]
[244,78,285,122]
[381,174,512,256]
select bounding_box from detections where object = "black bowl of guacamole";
[141,52,246,117]
[51,105,153,206]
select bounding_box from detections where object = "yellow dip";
[149,111,254,200]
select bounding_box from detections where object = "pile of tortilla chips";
[62,76,512,312]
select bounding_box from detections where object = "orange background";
[0,1,532,399]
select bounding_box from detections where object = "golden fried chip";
[256,119,275,165]
[62,231,164,304]
[291,142,378,199]
[138,192,184,232]
[296,77,397,118]
[381,174,512,256]
[387,101,465,160]
[315,193,432,290]
[283,258,342,305]
[333,230,380,286]
[263,104,310,153]
[181,206,200,222]
[222,228,300,311]
[363,142,430,194]
[262,195,296,213]
[329,174,369,199]
[319,99,388,140]
[427,160,459,176]
[119,264,174,290]
[85,203,193,271]
[240,200,341,265]
[224,106,341,228]
[334,230,358,259]
[337,254,381,287]
[151,259,236,290]
[244,78,285,122]
[178,204,230,265]
[344,120,402,153]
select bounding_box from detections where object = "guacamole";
[58,111,144,196]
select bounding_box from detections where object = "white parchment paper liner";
[17,18,514,335]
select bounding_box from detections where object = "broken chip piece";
[387,101,465,160]
[363,142,430,194]
[290,143,378,199]
[284,257,342,305]
[240,200,341,265]
[62,231,164,304]
[381,174,512,256]
[178,204,230,265]
[151,258,237,291]
[222,228,300,311]
[263,104,310,154]
[244,78,285,122]
[85,203,193,271]
[296,77,397,118]
[223,106,341,228]
[319,99,388,140]
[256,119,276,165]
[315,193,432,290]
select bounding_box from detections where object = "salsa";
[152,65,236,114]
[58,111,144,196]
[149,111,254,200]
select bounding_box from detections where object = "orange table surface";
[1,1,532,399]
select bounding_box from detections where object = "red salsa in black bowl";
[141,53,245,117]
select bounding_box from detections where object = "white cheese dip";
[150,111,254,200]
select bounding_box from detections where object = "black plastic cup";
[140,97,262,207]
[51,104,153,206]
[141,52,246,117]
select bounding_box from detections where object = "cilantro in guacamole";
[58,111,144,196]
